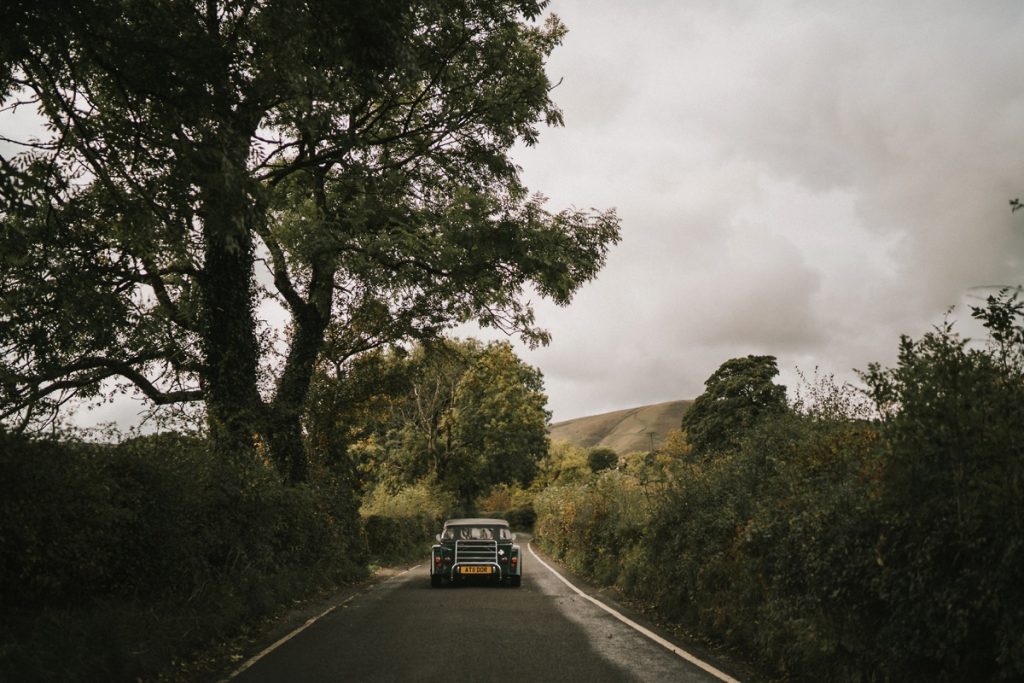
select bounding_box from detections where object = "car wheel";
[431,574,443,588]
[510,575,522,587]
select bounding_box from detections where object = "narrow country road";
[229,539,742,682]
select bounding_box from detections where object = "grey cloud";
[506,0,1024,422]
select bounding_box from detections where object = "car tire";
[431,574,443,588]
[510,575,521,587]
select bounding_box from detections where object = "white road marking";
[226,564,420,680]
[528,542,741,683]
[227,600,348,679]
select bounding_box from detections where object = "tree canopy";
[315,338,549,509]
[681,355,788,456]
[449,341,549,502]
[0,0,620,480]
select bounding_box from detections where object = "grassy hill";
[548,399,692,455]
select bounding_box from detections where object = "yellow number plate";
[460,566,492,575]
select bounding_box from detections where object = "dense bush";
[860,295,1024,679]
[503,504,538,530]
[534,440,590,487]
[586,447,618,473]
[362,514,439,565]
[360,478,455,521]
[0,431,366,682]
[535,291,1024,681]
[358,479,450,564]
[535,470,655,586]
[639,414,885,679]
[477,483,537,529]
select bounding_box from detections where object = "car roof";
[443,518,510,527]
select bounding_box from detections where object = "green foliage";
[536,403,886,680]
[0,430,365,681]
[534,290,1024,680]
[1,0,620,477]
[362,514,439,566]
[534,470,655,587]
[360,479,456,522]
[477,483,537,529]
[344,342,467,491]
[315,338,550,508]
[477,483,524,512]
[495,505,538,530]
[858,290,1024,679]
[535,440,591,487]
[681,355,789,456]
[449,342,550,503]
[586,446,618,473]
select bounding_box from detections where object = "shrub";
[587,447,618,473]
[532,290,1024,680]
[534,470,653,586]
[477,483,536,529]
[0,430,366,681]
[535,440,590,487]
[360,479,455,520]
[362,514,438,564]
[860,293,1024,679]
[359,479,452,563]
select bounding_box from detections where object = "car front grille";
[454,539,498,564]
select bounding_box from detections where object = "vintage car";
[430,518,522,587]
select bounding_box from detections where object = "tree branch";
[5,354,202,420]
[140,255,201,333]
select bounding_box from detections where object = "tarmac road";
[230,539,743,682]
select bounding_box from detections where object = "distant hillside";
[548,399,692,455]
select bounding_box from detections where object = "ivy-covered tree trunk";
[198,136,265,464]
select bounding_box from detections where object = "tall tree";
[681,355,788,456]
[321,339,548,507]
[448,341,549,505]
[382,340,471,488]
[0,1,620,481]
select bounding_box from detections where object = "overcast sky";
[488,0,1024,422]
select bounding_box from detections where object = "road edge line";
[227,564,420,680]
[528,542,740,683]
[227,599,346,680]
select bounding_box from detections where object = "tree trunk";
[199,141,265,465]
[267,261,334,484]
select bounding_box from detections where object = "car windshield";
[442,526,512,540]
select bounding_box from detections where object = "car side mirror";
[511,533,517,542]
[435,534,442,543]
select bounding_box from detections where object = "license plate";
[460,566,492,575]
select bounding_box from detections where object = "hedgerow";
[535,290,1024,681]
[0,431,366,682]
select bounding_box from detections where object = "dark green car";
[430,518,522,587]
